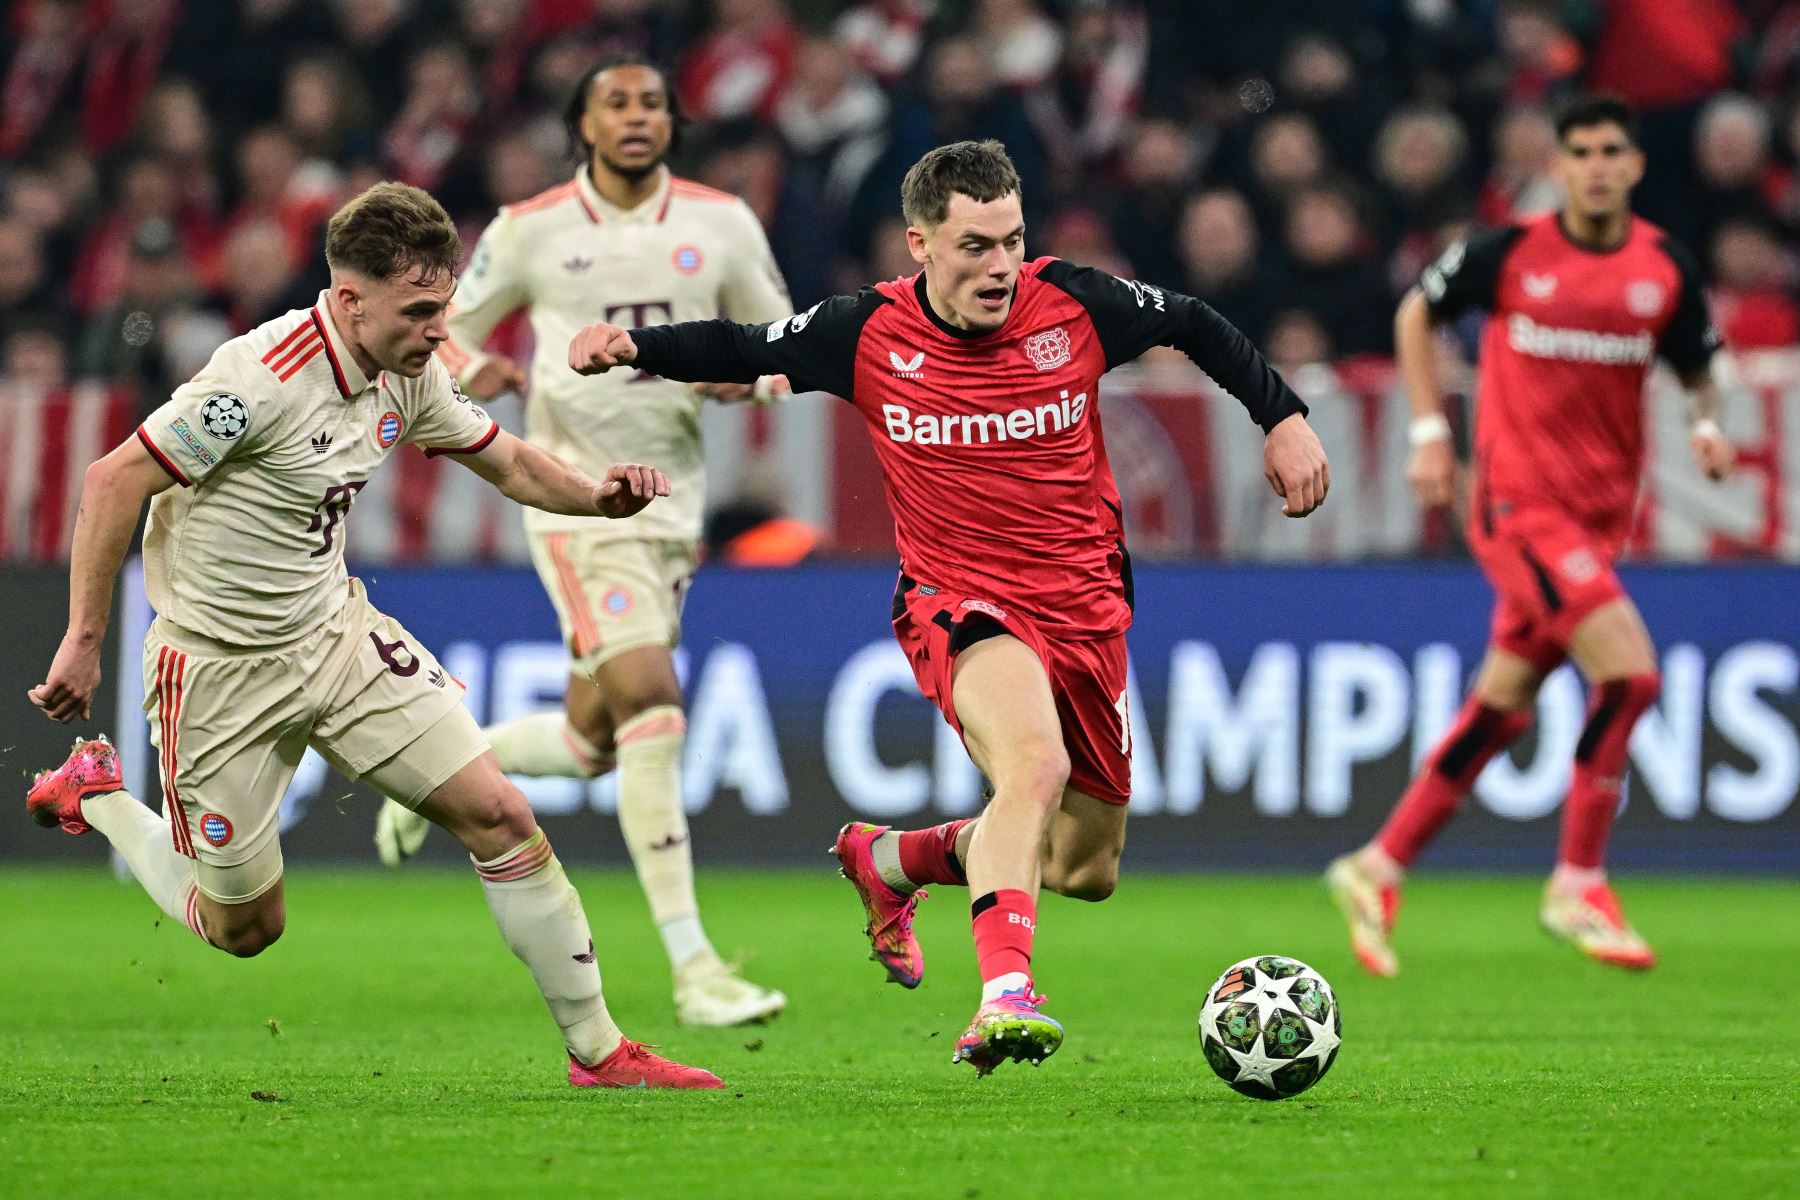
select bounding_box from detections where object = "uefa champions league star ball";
[1198,955,1342,1100]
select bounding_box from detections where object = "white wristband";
[1690,418,1721,441]
[1408,413,1452,447]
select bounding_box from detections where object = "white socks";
[869,830,916,894]
[83,789,211,944]
[485,712,612,778]
[473,830,622,1065]
[614,706,715,970]
[982,971,1032,1003]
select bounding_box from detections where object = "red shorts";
[891,574,1131,805]
[1467,497,1627,670]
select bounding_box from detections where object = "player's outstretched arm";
[454,425,669,519]
[30,437,176,723]
[1679,367,1734,482]
[1395,286,1457,509]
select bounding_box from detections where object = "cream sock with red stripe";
[485,711,614,778]
[81,789,212,945]
[474,829,623,1065]
[614,705,713,972]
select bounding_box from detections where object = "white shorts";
[527,531,697,673]
[144,579,485,903]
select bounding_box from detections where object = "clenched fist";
[594,462,671,519]
[569,323,638,375]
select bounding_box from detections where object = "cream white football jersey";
[137,293,498,648]
[441,166,791,542]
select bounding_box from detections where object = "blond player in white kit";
[25,182,726,1089]
[373,55,791,1027]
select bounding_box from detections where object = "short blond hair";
[324,182,462,283]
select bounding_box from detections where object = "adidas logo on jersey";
[311,431,333,454]
[889,349,926,378]
[1507,314,1653,366]
[882,390,1088,446]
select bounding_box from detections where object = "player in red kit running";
[568,140,1330,1074]
[1326,95,1733,976]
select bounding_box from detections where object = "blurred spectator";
[2,320,70,389]
[776,35,889,210]
[480,128,558,211]
[1026,0,1148,178]
[213,126,338,287]
[0,0,87,159]
[864,214,919,286]
[678,0,802,123]
[973,0,1063,91]
[1374,107,1471,238]
[1264,307,1335,377]
[283,55,377,165]
[1243,113,1329,233]
[1106,118,1201,290]
[1678,93,1782,252]
[458,0,533,119]
[384,42,482,192]
[1041,206,1131,279]
[205,0,337,137]
[0,219,66,346]
[1495,0,1582,106]
[847,34,1048,260]
[214,217,309,333]
[80,0,185,155]
[835,1,937,87]
[1478,105,1562,222]
[1281,184,1391,357]
[75,217,194,392]
[1280,33,1385,177]
[1585,0,1745,116]
[69,156,202,316]
[1708,217,1800,351]
[1175,188,1281,345]
[334,0,417,116]
[135,81,222,219]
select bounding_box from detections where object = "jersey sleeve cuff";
[136,426,193,487]
[422,419,500,458]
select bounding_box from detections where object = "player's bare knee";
[211,911,285,958]
[1047,854,1120,903]
[996,741,1070,809]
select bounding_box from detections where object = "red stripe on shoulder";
[261,318,315,364]
[137,427,192,487]
[669,178,740,205]
[278,342,325,381]
[504,181,578,217]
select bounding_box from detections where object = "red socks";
[1376,697,1533,867]
[897,819,970,886]
[970,889,1035,983]
[1559,674,1659,869]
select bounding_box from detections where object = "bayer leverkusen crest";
[1024,327,1071,371]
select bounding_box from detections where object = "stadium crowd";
[2,0,1798,405]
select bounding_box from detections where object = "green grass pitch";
[1,866,1795,1198]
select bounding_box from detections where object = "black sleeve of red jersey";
[1656,235,1723,376]
[1037,258,1308,433]
[627,289,888,399]
[1420,225,1525,320]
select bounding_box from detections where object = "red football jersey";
[628,257,1308,638]
[1422,213,1719,538]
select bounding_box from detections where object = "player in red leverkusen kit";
[568,140,1331,1075]
[1327,95,1734,977]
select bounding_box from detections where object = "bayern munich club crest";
[1024,327,1072,371]
[1626,280,1665,318]
[376,410,403,448]
[672,245,704,275]
[200,813,233,847]
[602,587,632,615]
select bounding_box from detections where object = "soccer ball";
[1198,955,1342,1100]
